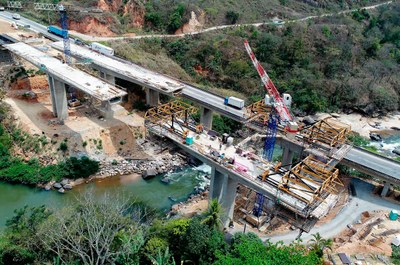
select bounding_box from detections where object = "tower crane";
[244,39,299,161]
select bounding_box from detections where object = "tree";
[308,233,332,258]
[147,247,176,265]
[201,198,223,230]
[37,192,150,265]
[226,11,239,24]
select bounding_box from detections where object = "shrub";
[226,11,239,24]
[61,156,99,180]
[59,142,68,152]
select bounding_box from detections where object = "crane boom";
[244,39,293,123]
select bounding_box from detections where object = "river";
[368,132,400,158]
[0,165,211,228]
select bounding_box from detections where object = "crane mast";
[244,39,294,126]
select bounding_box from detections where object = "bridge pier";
[48,75,68,121]
[381,182,392,197]
[210,167,238,226]
[145,88,159,107]
[282,147,295,169]
[200,107,213,130]
[99,71,115,85]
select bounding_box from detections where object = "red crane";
[244,39,298,133]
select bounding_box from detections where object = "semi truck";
[47,25,67,38]
[90,42,114,56]
[224,96,245,109]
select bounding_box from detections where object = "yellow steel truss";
[302,118,351,147]
[245,100,272,125]
[144,100,198,127]
[279,156,343,204]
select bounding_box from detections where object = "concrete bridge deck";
[51,42,185,95]
[342,146,400,184]
[5,42,127,101]
[50,42,247,121]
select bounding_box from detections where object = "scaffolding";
[302,118,351,147]
[245,100,272,127]
[144,100,198,135]
[279,155,343,205]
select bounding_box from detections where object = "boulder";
[142,168,157,179]
[60,179,69,186]
[53,182,62,189]
[369,133,382,141]
[393,148,400,156]
[44,185,51,191]
[63,184,73,190]
[58,188,65,194]
[331,113,340,118]
[391,126,400,131]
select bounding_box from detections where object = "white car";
[12,13,21,20]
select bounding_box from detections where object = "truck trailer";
[224,96,245,109]
[47,25,67,38]
[90,42,114,56]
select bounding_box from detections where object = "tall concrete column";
[381,182,391,197]
[209,167,238,227]
[210,167,227,202]
[48,75,68,121]
[99,71,115,85]
[200,107,213,130]
[221,176,238,226]
[282,147,294,169]
[145,88,159,107]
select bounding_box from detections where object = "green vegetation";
[0,196,324,265]
[111,3,400,115]
[392,245,400,265]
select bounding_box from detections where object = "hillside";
[5,0,387,35]
[104,2,400,115]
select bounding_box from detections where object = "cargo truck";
[47,25,67,38]
[90,42,114,56]
[224,96,245,109]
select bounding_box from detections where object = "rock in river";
[53,182,62,189]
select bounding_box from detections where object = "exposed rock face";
[175,11,205,34]
[67,0,145,36]
[69,16,117,36]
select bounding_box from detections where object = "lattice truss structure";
[302,118,351,147]
[245,100,272,127]
[278,156,343,205]
[144,101,198,134]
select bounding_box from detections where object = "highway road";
[0,11,62,41]
[343,147,400,183]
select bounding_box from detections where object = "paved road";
[343,147,400,183]
[229,178,400,243]
[0,11,61,41]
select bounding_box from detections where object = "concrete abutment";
[145,88,160,107]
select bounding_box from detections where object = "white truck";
[224,96,245,109]
[90,42,114,56]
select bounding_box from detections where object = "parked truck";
[90,42,114,56]
[224,96,245,109]
[47,25,67,38]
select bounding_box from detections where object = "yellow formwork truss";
[144,100,198,127]
[279,155,343,204]
[302,118,351,147]
[245,100,272,125]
